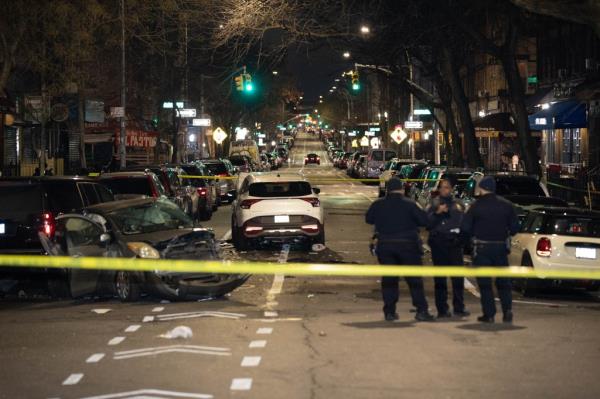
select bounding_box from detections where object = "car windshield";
[546,216,600,237]
[249,181,312,197]
[101,177,153,196]
[180,166,207,187]
[205,163,228,175]
[495,178,545,196]
[107,199,193,235]
[229,157,247,166]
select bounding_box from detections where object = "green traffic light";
[245,83,254,92]
[352,83,360,91]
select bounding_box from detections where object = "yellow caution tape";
[179,174,456,183]
[1,255,599,280]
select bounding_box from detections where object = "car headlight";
[127,242,160,259]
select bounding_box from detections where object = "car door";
[54,215,107,297]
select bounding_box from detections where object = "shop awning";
[474,112,515,132]
[528,100,587,130]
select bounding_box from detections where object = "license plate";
[0,223,5,234]
[575,247,597,259]
[274,215,290,223]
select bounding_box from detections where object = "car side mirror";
[100,233,112,244]
[312,187,321,195]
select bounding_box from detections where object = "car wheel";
[517,254,539,297]
[115,271,141,302]
[199,206,213,221]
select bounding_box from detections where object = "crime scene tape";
[179,174,447,183]
[1,255,600,280]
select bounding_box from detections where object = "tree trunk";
[501,52,541,176]
[442,47,482,168]
[78,92,87,170]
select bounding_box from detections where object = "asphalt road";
[2,133,600,399]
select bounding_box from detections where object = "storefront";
[528,100,588,175]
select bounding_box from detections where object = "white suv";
[509,207,600,295]
[231,173,324,250]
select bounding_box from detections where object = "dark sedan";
[304,153,320,165]
[39,198,248,301]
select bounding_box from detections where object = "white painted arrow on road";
[80,388,213,399]
[113,344,231,360]
[155,311,246,322]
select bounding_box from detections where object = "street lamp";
[343,51,350,58]
[360,25,370,34]
[314,109,318,113]
[272,70,278,75]
[319,100,323,103]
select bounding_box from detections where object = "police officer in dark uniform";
[461,176,519,323]
[426,178,469,318]
[366,177,435,322]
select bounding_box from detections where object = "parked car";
[200,159,237,203]
[509,207,600,295]
[416,167,474,209]
[338,152,353,169]
[0,176,115,290]
[99,171,167,200]
[378,159,427,197]
[38,198,249,301]
[461,173,550,209]
[347,151,367,178]
[259,153,272,171]
[364,149,397,179]
[304,153,321,165]
[178,163,217,220]
[229,155,254,173]
[231,173,324,250]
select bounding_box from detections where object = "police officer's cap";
[387,177,404,192]
[478,176,496,192]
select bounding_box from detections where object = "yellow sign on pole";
[213,127,228,144]
[351,139,358,148]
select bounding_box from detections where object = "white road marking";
[464,278,480,298]
[142,315,154,323]
[160,299,171,304]
[241,356,262,367]
[62,373,83,386]
[80,389,213,399]
[264,310,278,318]
[156,310,246,322]
[113,345,230,360]
[91,308,111,314]
[509,299,569,307]
[85,353,105,363]
[249,340,267,348]
[230,378,253,391]
[124,324,141,333]
[108,336,125,346]
[152,306,165,312]
[256,327,273,335]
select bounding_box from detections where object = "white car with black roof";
[231,172,324,250]
[509,207,600,295]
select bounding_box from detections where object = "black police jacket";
[426,196,464,238]
[461,193,519,241]
[365,193,428,242]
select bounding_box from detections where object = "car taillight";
[240,199,263,209]
[301,197,320,207]
[317,157,320,160]
[39,212,56,238]
[301,224,319,233]
[244,226,263,236]
[218,173,228,177]
[305,157,308,161]
[197,187,208,197]
[536,237,552,257]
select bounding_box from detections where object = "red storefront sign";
[115,129,158,148]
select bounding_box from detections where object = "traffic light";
[351,71,360,91]
[234,75,244,91]
[243,73,253,92]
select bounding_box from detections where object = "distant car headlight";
[127,242,160,259]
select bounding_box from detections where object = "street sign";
[213,127,228,144]
[360,136,369,147]
[404,121,423,129]
[369,127,380,132]
[370,137,380,148]
[162,101,184,109]
[413,109,431,115]
[390,127,407,144]
[110,107,125,118]
[192,118,211,126]
[176,108,196,118]
[351,139,358,148]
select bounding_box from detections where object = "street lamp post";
[119,0,127,169]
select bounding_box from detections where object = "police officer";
[461,176,519,323]
[426,178,469,318]
[366,177,435,322]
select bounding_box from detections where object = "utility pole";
[119,0,127,169]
